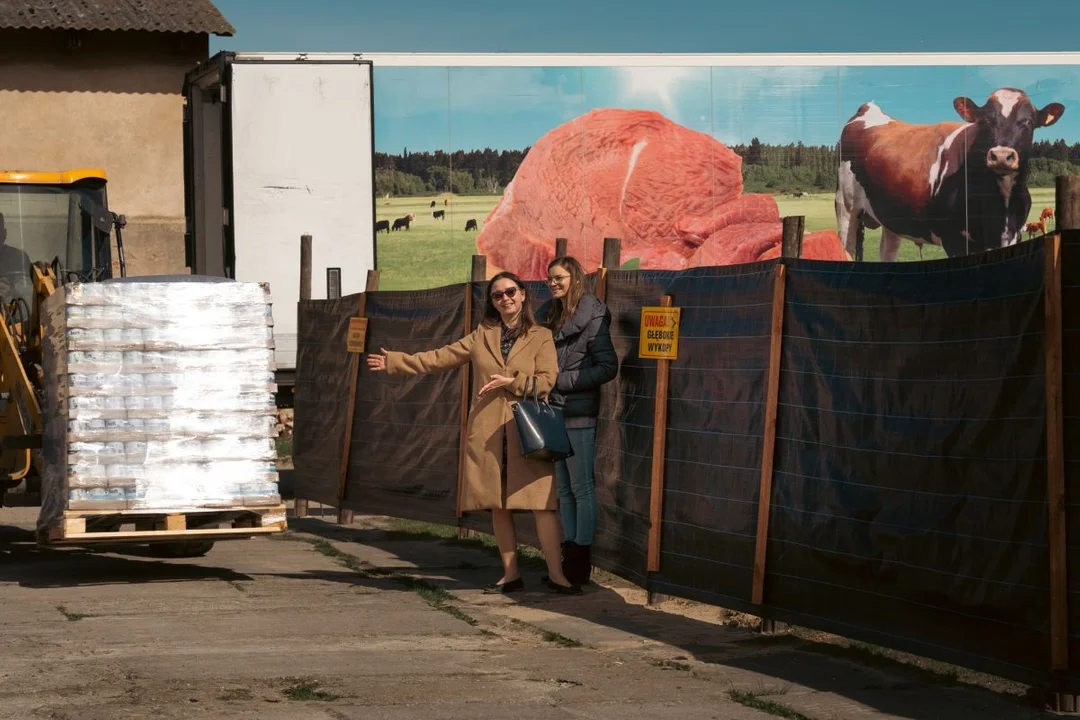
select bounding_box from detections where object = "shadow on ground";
[287,514,1054,720]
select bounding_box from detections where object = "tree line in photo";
[375,139,1080,199]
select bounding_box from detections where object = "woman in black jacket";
[538,255,618,585]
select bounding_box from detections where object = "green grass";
[541,630,583,648]
[650,659,692,672]
[56,605,88,622]
[376,194,497,290]
[727,687,810,720]
[282,678,340,702]
[374,189,1060,290]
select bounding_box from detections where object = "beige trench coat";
[385,321,559,512]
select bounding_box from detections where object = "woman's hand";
[478,373,513,398]
[366,347,390,372]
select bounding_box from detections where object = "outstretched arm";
[366,331,475,376]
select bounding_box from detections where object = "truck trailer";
[182,52,377,396]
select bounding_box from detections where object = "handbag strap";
[524,375,540,403]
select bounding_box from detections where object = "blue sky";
[209,0,1080,152]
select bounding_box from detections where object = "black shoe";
[545,578,583,595]
[483,577,524,594]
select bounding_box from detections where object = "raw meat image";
[475,108,849,279]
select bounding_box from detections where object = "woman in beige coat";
[365,271,582,595]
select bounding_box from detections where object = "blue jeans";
[556,426,597,546]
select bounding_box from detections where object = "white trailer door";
[228,59,375,371]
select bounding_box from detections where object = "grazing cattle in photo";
[836,88,1064,261]
[1041,206,1055,225]
[444,198,449,206]
[392,215,411,231]
[375,219,390,234]
[433,210,445,220]
[1025,220,1046,238]
[465,218,478,231]
[430,200,437,208]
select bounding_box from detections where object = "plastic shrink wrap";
[37,280,280,533]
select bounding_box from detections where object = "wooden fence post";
[751,262,788,634]
[299,234,312,303]
[336,269,380,526]
[593,238,621,304]
[781,216,805,259]
[1047,176,1077,683]
[457,256,487,539]
[294,235,313,519]
[646,295,674,576]
[555,237,568,258]
[603,237,622,270]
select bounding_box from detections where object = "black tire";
[146,540,216,558]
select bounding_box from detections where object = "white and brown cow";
[836,88,1064,261]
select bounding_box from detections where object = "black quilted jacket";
[537,293,619,424]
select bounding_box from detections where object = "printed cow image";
[375,219,390,234]
[836,88,1064,260]
[433,210,445,220]
[465,218,478,231]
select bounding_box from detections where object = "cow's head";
[953,88,1064,175]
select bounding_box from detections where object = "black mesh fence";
[591,270,673,586]
[343,284,468,524]
[292,294,364,506]
[766,243,1050,685]
[646,263,777,607]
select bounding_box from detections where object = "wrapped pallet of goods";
[37,279,288,545]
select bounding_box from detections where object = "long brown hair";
[544,256,587,332]
[483,271,537,332]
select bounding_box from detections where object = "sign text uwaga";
[639,307,681,360]
[347,317,368,354]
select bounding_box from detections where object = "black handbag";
[512,377,574,462]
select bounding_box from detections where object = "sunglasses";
[490,287,519,301]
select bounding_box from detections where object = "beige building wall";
[0,29,209,276]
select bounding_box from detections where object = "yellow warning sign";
[639,307,680,360]
[346,317,368,354]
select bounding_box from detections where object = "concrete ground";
[0,505,1059,720]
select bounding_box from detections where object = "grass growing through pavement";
[287,534,479,627]
[381,518,549,570]
[727,686,809,720]
[650,659,692,672]
[282,678,340,702]
[541,630,583,648]
[56,605,87,622]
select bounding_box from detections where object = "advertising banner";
[369,60,1076,288]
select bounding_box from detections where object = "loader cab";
[0,169,123,305]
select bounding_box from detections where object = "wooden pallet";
[39,504,287,545]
